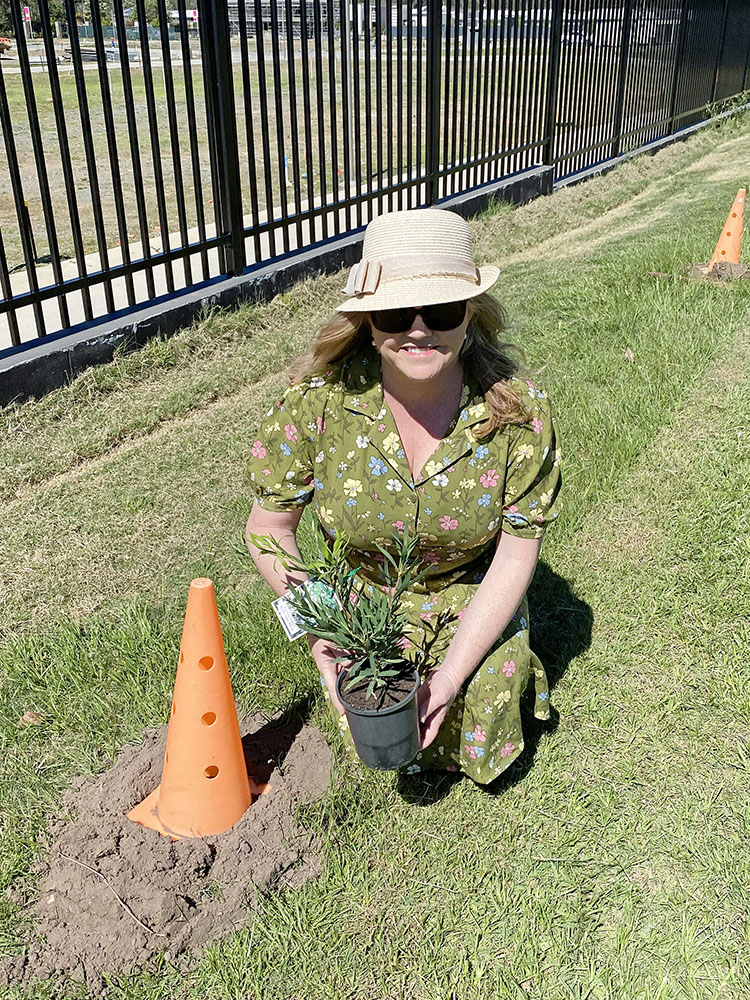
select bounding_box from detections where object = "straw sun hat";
[338,208,500,313]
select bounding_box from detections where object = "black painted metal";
[2,0,750,356]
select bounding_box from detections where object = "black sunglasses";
[370,300,467,334]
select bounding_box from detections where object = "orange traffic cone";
[708,188,745,269]
[128,578,267,839]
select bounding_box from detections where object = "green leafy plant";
[249,527,428,700]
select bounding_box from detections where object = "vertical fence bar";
[199,0,245,276]
[62,0,115,314]
[134,0,175,291]
[298,0,317,242]
[236,0,263,263]
[374,0,384,211]
[285,0,304,245]
[252,0,278,255]
[88,0,136,304]
[326,0,340,231]
[364,0,374,218]
[711,0,730,104]
[339,0,353,228]
[410,0,417,205]
[0,230,21,349]
[268,0,290,252]
[37,0,92,322]
[396,0,404,209]
[425,0,443,204]
[176,1,210,280]
[668,0,690,134]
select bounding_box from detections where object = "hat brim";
[336,264,500,313]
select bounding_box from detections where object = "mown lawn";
[1,112,749,999]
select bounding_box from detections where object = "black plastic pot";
[336,667,420,770]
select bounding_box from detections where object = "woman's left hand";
[417,670,460,750]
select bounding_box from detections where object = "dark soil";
[0,713,331,995]
[340,667,418,712]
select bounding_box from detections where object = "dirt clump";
[0,713,331,994]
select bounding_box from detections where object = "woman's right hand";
[307,636,348,715]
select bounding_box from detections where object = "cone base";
[128,778,271,840]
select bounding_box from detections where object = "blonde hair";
[288,293,528,438]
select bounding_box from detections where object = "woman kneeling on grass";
[245,208,562,783]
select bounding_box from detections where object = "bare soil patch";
[1,713,331,994]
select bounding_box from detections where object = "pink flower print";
[348,591,360,606]
[251,440,266,459]
[474,725,487,742]
[422,551,439,565]
[502,660,516,678]
[505,504,519,514]
[480,469,499,488]
[419,612,435,621]
[397,635,412,650]
[284,424,298,443]
[378,422,387,432]
[392,520,405,534]
[316,416,327,434]
[465,745,478,759]
[439,515,459,530]
[531,417,543,434]
[262,468,271,476]
[500,741,515,758]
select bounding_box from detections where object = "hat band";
[343,255,481,298]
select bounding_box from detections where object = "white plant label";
[271,579,340,642]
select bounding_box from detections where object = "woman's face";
[369,301,472,385]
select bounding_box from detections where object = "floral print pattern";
[247,345,562,783]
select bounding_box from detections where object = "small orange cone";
[128,578,267,839]
[708,188,745,268]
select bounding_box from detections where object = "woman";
[246,208,561,783]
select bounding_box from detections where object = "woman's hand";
[308,636,348,715]
[417,669,460,750]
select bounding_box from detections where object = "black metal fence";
[1,0,749,354]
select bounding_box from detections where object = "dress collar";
[341,346,490,485]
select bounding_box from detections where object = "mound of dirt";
[1,714,331,994]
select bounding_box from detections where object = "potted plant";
[249,528,427,770]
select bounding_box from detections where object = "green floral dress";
[247,346,562,783]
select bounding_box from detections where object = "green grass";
[1,114,750,998]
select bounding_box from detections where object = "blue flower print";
[346,497,357,507]
[468,459,476,467]
[476,445,489,459]
[421,600,434,611]
[478,493,491,507]
[464,731,475,742]
[475,747,485,758]
[369,456,387,476]
[397,449,405,460]
[487,665,495,674]
[504,512,527,527]
[280,443,292,456]
[377,512,385,520]
[519,617,528,630]
[314,478,324,491]
[425,507,432,515]
[528,499,539,510]
[538,691,548,701]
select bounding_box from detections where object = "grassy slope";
[1,115,749,999]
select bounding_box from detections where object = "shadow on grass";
[241,691,315,783]
[396,563,593,805]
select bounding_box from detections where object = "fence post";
[198,0,245,276]
[611,0,634,158]
[668,0,690,135]
[541,0,564,170]
[425,0,442,205]
[711,0,730,105]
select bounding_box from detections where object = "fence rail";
[1,0,749,354]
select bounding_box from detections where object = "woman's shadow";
[396,561,593,804]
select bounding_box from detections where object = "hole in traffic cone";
[709,188,745,269]
[128,578,269,839]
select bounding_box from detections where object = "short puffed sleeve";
[247,380,322,512]
[501,381,562,539]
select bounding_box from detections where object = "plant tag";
[271,579,340,642]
